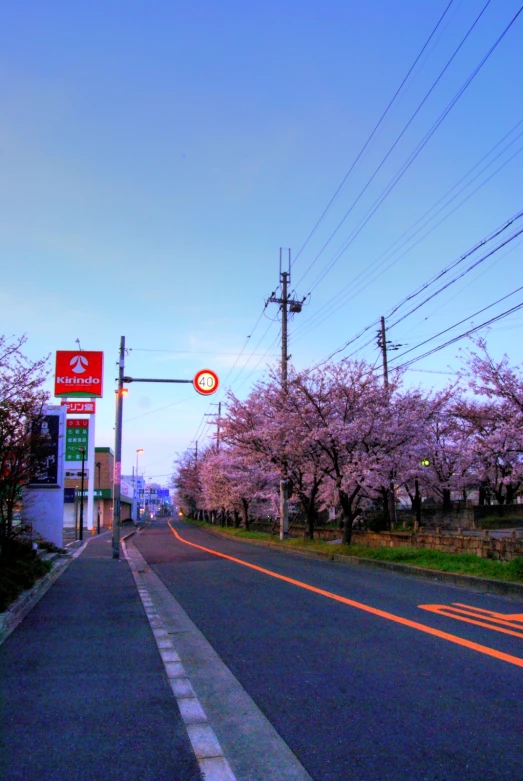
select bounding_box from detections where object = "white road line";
[122,537,238,781]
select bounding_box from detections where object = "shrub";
[0,538,52,612]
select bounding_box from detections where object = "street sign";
[55,351,104,398]
[193,368,219,396]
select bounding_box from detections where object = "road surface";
[133,518,523,781]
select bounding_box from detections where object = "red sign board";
[55,351,104,398]
[61,401,96,414]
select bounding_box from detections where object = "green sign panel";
[76,488,112,499]
[65,418,89,462]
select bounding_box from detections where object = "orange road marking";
[452,604,523,624]
[418,604,523,639]
[168,523,523,670]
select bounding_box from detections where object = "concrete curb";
[194,526,523,600]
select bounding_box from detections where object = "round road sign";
[193,368,219,396]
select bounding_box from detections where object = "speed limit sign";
[193,369,219,396]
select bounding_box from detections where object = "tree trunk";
[494,487,504,505]
[339,488,359,545]
[506,484,515,505]
[379,487,390,531]
[233,509,240,528]
[299,484,319,540]
[241,498,250,530]
[479,484,486,506]
[442,489,451,512]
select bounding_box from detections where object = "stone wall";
[351,530,523,561]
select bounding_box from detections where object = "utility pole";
[205,401,222,451]
[112,336,125,559]
[267,249,305,540]
[377,317,402,529]
[379,315,389,390]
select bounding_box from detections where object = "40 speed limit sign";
[193,369,219,396]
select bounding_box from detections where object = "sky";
[1,0,522,485]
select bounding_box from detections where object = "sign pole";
[78,447,85,541]
[112,336,125,559]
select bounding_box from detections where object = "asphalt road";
[134,518,523,781]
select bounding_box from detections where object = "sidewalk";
[0,531,202,781]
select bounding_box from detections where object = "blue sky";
[1,0,522,483]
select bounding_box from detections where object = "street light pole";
[96,461,101,534]
[136,448,143,524]
[112,336,125,559]
[78,447,86,541]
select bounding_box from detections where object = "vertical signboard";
[65,419,89,462]
[23,405,66,548]
[29,413,61,486]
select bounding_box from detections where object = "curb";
[193,526,523,600]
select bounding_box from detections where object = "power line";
[393,233,523,341]
[129,348,278,356]
[291,0,457,271]
[393,301,523,370]
[306,5,522,303]
[233,329,282,394]
[308,208,523,368]
[124,396,194,424]
[295,0,496,291]
[184,293,280,449]
[390,284,523,365]
[389,223,523,329]
[291,122,523,342]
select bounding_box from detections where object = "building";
[63,447,134,533]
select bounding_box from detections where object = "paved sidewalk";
[0,531,202,781]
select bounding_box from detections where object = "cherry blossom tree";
[171,448,202,518]
[221,373,326,537]
[283,360,398,544]
[458,398,523,505]
[460,338,523,504]
[0,335,50,554]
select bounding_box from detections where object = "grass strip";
[180,518,523,584]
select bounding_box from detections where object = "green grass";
[181,519,272,540]
[180,516,523,583]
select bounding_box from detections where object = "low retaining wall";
[351,530,523,561]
